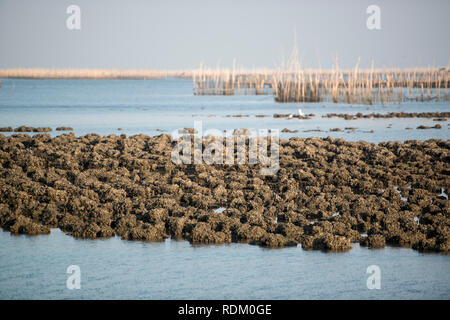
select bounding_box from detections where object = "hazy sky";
[0,0,449,69]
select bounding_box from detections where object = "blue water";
[0,78,449,300]
[0,229,449,300]
[0,78,448,142]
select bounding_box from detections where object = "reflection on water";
[0,229,449,300]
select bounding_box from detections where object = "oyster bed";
[0,133,448,252]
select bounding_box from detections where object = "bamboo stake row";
[193,63,449,104]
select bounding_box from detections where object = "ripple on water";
[0,228,449,299]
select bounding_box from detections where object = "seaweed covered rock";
[2,214,50,235]
[251,233,297,248]
[360,234,386,249]
[312,233,352,251]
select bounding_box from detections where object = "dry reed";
[1,64,448,105]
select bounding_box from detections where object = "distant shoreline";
[0,67,447,80]
[0,69,193,80]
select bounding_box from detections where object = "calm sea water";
[0,78,448,142]
[0,78,449,299]
[0,229,449,300]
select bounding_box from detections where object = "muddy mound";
[417,124,442,129]
[11,126,53,132]
[0,133,448,252]
[281,128,298,133]
[274,113,314,119]
[324,112,450,120]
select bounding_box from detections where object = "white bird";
[288,114,293,119]
[298,108,304,117]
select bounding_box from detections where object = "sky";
[0,0,449,70]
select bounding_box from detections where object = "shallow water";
[0,78,449,300]
[0,78,448,143]
[0,229,449,300]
